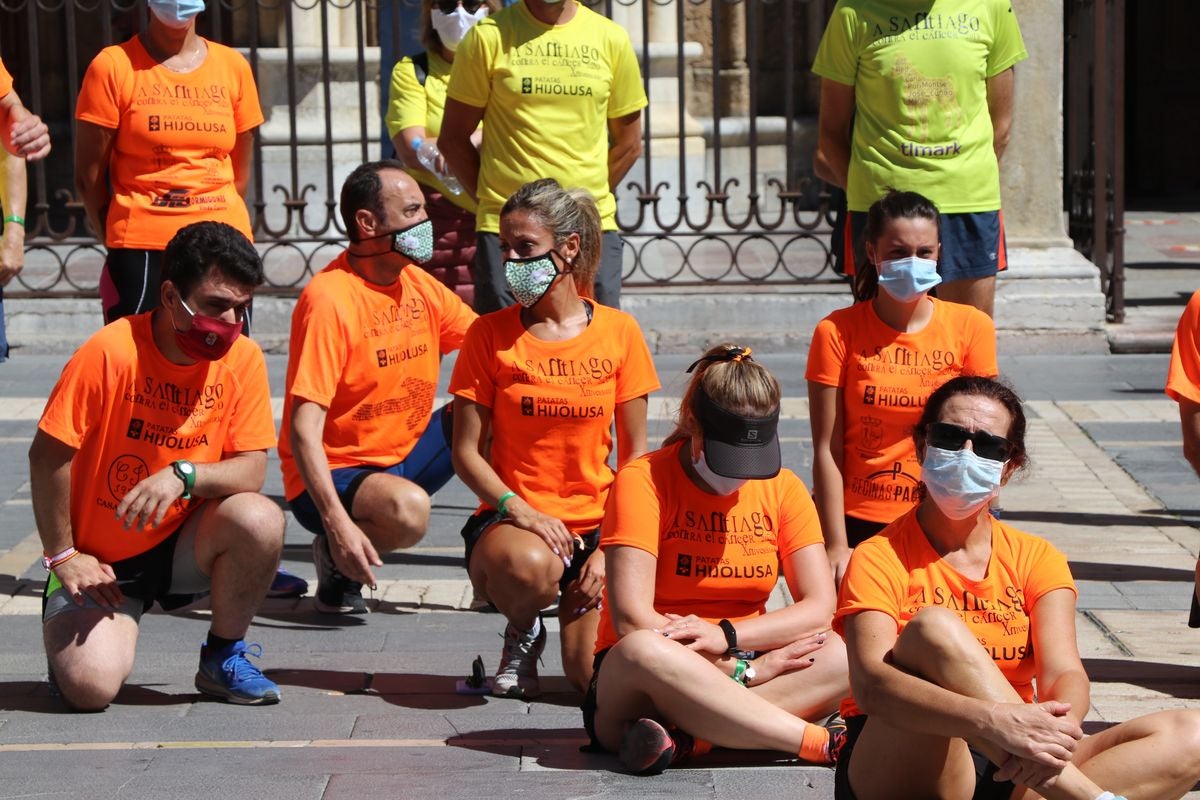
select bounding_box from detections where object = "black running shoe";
[619,718,696,775]
[824,714,848,765]
[311,536,366,614]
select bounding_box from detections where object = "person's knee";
[52,662,127,712]
[610,628,678,673]
[376,483,431,550]
[894,606,976,668]
[225,493,286,554]
[486,539,559,596]
[1166,710,1200,776]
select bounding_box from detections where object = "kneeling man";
[31,221,285,709]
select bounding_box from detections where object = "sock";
[527,616,542,639]
[798,723,831,763]
[206,632,240,654]
[691,737,713,757]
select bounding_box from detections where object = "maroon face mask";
[173,297,242,361]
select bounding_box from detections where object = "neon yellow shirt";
[446,1,647,232]
[386,50,477,214]
[813,0,1027,213]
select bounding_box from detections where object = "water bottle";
[411,136,463,196]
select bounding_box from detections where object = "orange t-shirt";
[1166,289,1200,404]
[449,303,660,536]
[594,441,825,653]
[37,313,276,564]
[833,509,1076,717]
[806,298,997,523]
[0,57,12,97]
[75,37,264,249]
[278,252,478,499]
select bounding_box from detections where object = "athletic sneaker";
[1190,592,1200,629]
[311,535,367,614]
[266,567,309,599]
[492,620,546,698]
[194,641,281,705]
[824,713,848,765]
[619,718,697,775]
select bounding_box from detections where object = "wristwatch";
[172,459,196,500]
[718,618,738,654]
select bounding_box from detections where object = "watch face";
[180,462,195,475]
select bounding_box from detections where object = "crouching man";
[30,221,284,709]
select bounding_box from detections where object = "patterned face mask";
[389,218,434,265]
[504,250,569,308]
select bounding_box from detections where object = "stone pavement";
[0,352,1197,799]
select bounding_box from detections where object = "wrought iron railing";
[0,0,838,296]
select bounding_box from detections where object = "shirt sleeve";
[1167,291,1200,404]
[986,0,1029,77]
[1020,534,1078,611]
[386,57,427,140]
[75,49,123,129]
[448,316,497,409]
[231,48,265,133]
[805,315,848,387]
[432,280,479,354]
[0,58,12,97]
[37,343,106,449]
[615,314,660,403]
[776,471,824,559]
[833,536,907,636]
[445,22,492,109]
[599,456,663,557]
[811,2,860,86]
[224,345,278,453]
[962,307,999,378]
[606,27,648,119]
[286,287,349,409]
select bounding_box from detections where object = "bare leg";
[44,610,139,711]
[938,275,996,317]
[351,473,433,552]
[592,629,816,754]
[193,493,284,639]
[850,606,1102,800]
[558,604,600,693]
[748,632,849,720]
[469,522,562,631]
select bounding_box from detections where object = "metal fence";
[0,0,838,296]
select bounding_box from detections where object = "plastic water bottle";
[411,137,463,196]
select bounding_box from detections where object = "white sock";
[527,616,542,639]
[1094,792,1123,800]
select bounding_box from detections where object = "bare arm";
[728,544,837,650]
[607,110,643,191]
[1029,589,1091,727]
[74,120,116,241]
[986,67,1015,164]
[614,395,648,468]
[393,126,428,172]
[808,380,850,583]
[813,79,855,189]
[291,399,382,585]
[0,89,50,160]
[0,144,26,286]
[1180,398,1200,477]
[439,99,485,201]
[231,129,255,198]
[112,449,267,532]
[606,543,670,637]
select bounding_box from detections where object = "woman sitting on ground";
[834,374,1200,799]
[586,345,849,775]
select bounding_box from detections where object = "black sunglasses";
[436,0,484,13]
[927,422,1012,462]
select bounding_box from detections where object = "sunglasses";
[435,0,484,12]
[926,422,1012,463]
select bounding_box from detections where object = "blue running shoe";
[195,641,281,705]
[266,567,309,599]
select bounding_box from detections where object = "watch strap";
[172,460,196,500]
[718,618,738,653]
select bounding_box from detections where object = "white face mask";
[692,449,748,496]
[431,6,488,51]
[920,445,1005,520]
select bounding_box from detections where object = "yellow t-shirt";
[446,1,647,233]
[386,51,477,214]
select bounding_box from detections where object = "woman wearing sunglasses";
[585,345,848,776]
[834,375,1200,800]
[807,189,997,585]
[385,0,499,305]
[450,179,658,699]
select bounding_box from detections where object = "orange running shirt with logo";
[75,37,264,249]
[37,313,276,564]
[833,509,1076,717]
[806,297,997,524]
[449,303,659,536]
[594,441,825,652]
[278,252,478,500]
[1166,289,1200,404]
[0,57,12,96]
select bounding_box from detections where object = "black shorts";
[581,646,610,748]
[459,509,599,592]
[834,715,1016,800]
[845,516,890,548]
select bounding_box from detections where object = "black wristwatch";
[718,618,738,654]
[172,459,196,500]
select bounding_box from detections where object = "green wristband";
[3,214,24,227]
[496,490,517,517]
[732,658,748,685]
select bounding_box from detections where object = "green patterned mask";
[505,250,568,307]
[389,218,434,265]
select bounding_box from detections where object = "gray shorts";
[42,509,210,624]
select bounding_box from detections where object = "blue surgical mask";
[148,0,206,27]
[876,256,941,303]
[692,449,748,496]
[920,445,1005,520]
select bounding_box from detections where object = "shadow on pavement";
[266,669,583,710]
[1069,561,1195,583]
[1083,658,1200,699]
[447,727,604,770]
[1000,510,1196,528]
[0,681,194,712]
